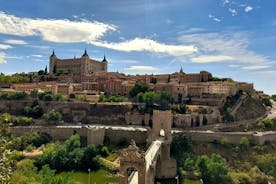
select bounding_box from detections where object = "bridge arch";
[119,140,146,184]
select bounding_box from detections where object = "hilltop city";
[0,50,276,184]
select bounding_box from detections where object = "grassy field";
[58,169,119,184]
[183,179,202,184]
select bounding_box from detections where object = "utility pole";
[88,168,91,184]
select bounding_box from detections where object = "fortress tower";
[49,50,108,75]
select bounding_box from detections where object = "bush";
[23,104,44,118]
[35,135,101,172]
[255,154,276,177]
[171,135,194,165]
[43,94,53,101]
[239,137,250,152]
[69,93,76,99]
[55,94,63,101]
[229,172,252,184]
[0,92,26,100]
[197,154,232,184]
[99,94,127,102]
[43,110,62,122]
[20,117,33,126]
[100,146,110,157]
[129,82,149,97]
[24,132,52,147]
[171,104,187,114]
[9,150,23,161]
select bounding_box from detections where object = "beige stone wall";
[0,100,132,124]
[176,131,276,145]
[11,125,148,145]
[11,126,87,140]
[87,127,105,145]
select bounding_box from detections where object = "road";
[267,100,276,119]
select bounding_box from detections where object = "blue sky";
[0,0,275,94]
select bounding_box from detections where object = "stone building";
[49,50,107,75]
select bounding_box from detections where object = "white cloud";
[228,64,240,68]
[125,65,158,71]
[0,44,12,50]
[90,38,197,56]
[27,45,50,50]
[208,14,222,22]
[0,11,116,43]
[258,70,276,75]
[180,27,205,34]
[5,55,24,60]
[110,59,139,64]
[228,8,238,16]
[31,54,43,58]
[244,6,253,12]
[179,32,273,65]
[165,18,173,25]
[0,52,7,64]
[241,65,270,70]
[191,55,233,63]
[222,0,230,6]
[4,39,27,45]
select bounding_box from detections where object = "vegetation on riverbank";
[171,135,276,184]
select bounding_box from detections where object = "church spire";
[50,50,56,57]
[82,49,89,57]
[102,55,107,62]
[180,66,183,73]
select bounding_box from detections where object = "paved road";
[267,100,276,119]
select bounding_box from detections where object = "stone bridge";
[119,110,177,184]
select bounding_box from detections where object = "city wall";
[11,126,276,145]
[11,125,148,145]
[0,100,132,124]
[175,130,276,145]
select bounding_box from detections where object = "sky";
[0,0,275,94]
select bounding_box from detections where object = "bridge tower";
[119,110,177,184]
[119,140,146,184]
[147,110,177,179]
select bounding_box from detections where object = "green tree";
[171,135,194,164]
[0,136,13,184]
[43,110,62,122]
[38,70,45,75]
[197,154,232,184]
[239,137,250,152]
[129,82,149,97]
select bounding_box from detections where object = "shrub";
[0,92,26,100]
[69,93,76,99]
[23,104,43,118]
[229,172,252,184]
[24,132,52,147]
[55,94,63,101]
[197,154,232,184]
[43,110,62,122]
[43,94,53,101]
[100,146,110,157]
[9,150,23,161]
[255,154,276,177]
[239,137,250,152]
[129,82,149,97]
[20,117,33,126]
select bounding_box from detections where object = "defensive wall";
[174,130,276,145]
[11,125,148,145]
[0,100,132,124]
[11,125,276,145]
[0,99,223,128]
